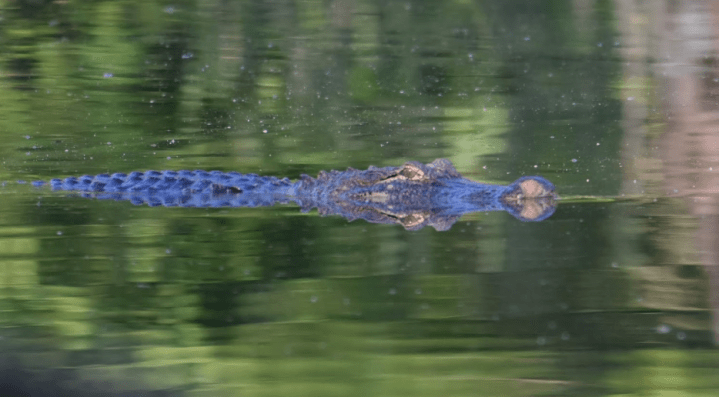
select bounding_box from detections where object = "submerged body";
[35,159,557,231]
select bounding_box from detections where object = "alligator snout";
[502,176,558,221]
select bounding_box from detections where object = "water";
[1,1,719,396]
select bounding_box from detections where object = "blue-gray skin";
[33,159,557,231]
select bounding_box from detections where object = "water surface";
[1,1,718,396]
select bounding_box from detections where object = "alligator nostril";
[520,179,544,198]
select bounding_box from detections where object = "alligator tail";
[35,170,297,208]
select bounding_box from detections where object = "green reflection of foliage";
[0,0,703,396]
[348,66,379,103]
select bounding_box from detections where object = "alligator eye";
[399,213,426,229]
[399,164,425,181]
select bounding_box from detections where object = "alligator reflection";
[35,159,557,231]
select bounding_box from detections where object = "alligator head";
[303,159,558,231]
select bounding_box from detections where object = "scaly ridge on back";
[42,170,295,208]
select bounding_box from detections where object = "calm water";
[1,1,719,396]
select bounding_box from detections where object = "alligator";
[31,159,557,231]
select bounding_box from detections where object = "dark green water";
[1,1,718,396]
